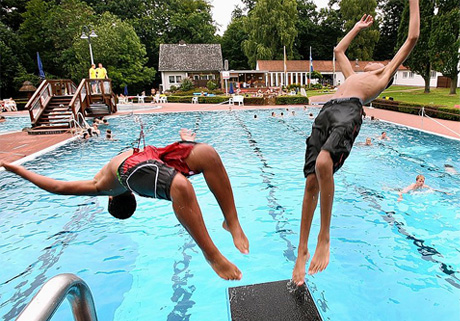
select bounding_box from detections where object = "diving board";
[228,279,322,321]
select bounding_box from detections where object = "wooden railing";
[69,79,117,119]
[25,79,78,125]
[25,80,53,125]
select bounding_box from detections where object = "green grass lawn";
[308,86,459,107]
[380,86,460,107]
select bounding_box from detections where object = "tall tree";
[397,0,434,92]
[0,21,35,98]
[221,11,250,70]
[295,0,320,59]
[242,0,298,68]
[241,0,257,12]
[0,0,28,31]
[340,0,380,60]
[429,0,459,94]
[19,0,94,78]
[69,12,156,93]
[314,7,344,59]
[373,0,405,60]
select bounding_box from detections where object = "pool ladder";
[16,273,98,321]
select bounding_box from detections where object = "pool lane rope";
[420,107,460,138]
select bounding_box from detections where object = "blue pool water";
[0,116,31,133]
[1,109,459,320]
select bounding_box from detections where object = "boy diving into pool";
[292,0,419,284]
[1,129,249,281]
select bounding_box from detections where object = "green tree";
[295,0,320,59]
[1,0,28,31]
[129,0,217,85]
[373,0,405,60]
[340,0,380,60]
[242,0,299,68]
[0,21,35,98]
[429,0,459,94]
[69,12,155,93]
[19,0,94,78]
[397,0,434,93]
[221,13,250,70]
[315,8,345,59]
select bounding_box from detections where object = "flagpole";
[333,49,336,87]
[283,46,287,88]
[309,46,312,89]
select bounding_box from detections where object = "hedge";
[167,96,229,104]
[275,95,309,105]
[371,99,460,121]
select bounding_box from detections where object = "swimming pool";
[0,116,30,134]
[1,109,459,320]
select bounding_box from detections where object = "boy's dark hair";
[106,129,112,133]
[108,192,137,219]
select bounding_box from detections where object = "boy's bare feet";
[222,221,249,254]
[292,250,310,286]
[308,239,330,275]
[207,254,242,280]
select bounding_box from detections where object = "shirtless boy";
[1,129,249,280]
[292,0,419,285]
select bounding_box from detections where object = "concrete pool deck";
[0,103,459,164]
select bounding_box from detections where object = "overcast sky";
[209,0,330,35]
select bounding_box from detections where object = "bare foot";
[222,221,249,254]
[207,255,242,280]
[292,250,310,286]
[308,240,330,275]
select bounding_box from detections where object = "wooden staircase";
[26,79,117,135]
[29,96,73,134]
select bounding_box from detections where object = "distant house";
[158,43,223,91]
[255,60,459,88]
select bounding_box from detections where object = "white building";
[158,43,223,91]
[256,60,460,88]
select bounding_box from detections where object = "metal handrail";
[16,273,98,321]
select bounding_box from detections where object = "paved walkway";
[0,102,458,165]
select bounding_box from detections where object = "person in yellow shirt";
[96,63,108,79]
[89,64,97,93]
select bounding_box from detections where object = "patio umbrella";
[37,52,45,80]
[229,82,234,94]
[123,85,128,96]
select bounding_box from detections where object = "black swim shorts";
[117,159,177,200]
[303,97,364,177]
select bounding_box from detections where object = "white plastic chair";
[159,96,168,103]
[192,97,199,104]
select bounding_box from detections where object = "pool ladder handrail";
[16,273,98,321]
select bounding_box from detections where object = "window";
[402,72,408,79]
[176,76,182,83]
[409,72,414,78]
[194,75,199,80]
[200,75,207,80]
[169,76,175,83]
[431,71,437,78]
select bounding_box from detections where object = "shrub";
[371,99,460,121]
[180,78,194,91]
[169,85,178,92]
[207,80,218,91]
[275,95,309,105]
[244,97,264,105]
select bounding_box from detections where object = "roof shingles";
[159,44,223,72]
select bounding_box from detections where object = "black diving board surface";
[228,279,322,321]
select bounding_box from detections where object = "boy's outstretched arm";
[384,0,420,78]
[1,162,100,196]
[334,14,374,79]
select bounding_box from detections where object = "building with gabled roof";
[159,43,223,91]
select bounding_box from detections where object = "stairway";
[29,96,73,135]
[86,102,111,116]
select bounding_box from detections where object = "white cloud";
[209,0,330,36]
